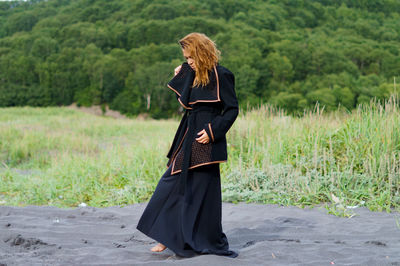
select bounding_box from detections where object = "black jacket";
[166,62,239,178]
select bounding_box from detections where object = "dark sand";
[0,203,399,266]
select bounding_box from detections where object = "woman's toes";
[151,243,166,252]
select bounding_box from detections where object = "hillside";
[0,0,400,118]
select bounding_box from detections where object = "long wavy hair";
[179,32,221,88]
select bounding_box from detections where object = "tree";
[333,86,355,109]
[266,52,294,83]
[0,0,398,116]
[30,36,59,60]
[5,11,38,35]
[306,88,337,111]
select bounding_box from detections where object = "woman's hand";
[174,65,182,76]
[196,129,210,144]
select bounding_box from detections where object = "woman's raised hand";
[174,65,182,76]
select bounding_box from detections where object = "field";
[1,98,399,215]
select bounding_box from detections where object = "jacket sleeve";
[204,70,239,142]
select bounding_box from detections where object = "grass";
[0,96,399,215]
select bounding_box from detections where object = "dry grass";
[0,97,399,215]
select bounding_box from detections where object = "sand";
[0,203,399,266]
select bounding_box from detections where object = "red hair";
[179,32,220,87]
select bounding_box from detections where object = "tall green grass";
[224,96,400,214]
[0,97,399,214]
[0,107,176,207]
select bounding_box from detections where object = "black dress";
[136,162,237,258]
[136,62,239,258]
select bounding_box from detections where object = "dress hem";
[136,224,238,258]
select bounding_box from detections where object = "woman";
[136,32,239,258]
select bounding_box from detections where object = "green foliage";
[333,86,355,109]
[0,0,399,117]
[1,99,399,213]
[269,92,306,114]
[306,88,337,111]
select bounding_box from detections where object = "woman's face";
[182,49,196,71]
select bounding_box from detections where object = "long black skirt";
[136,163,238,258]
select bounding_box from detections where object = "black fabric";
[203,68,238,143]
[166,63,239,174]
[167,62,221,108]
[176,106,221,204]
[136,163,238,258]
[167,63,195,98]
[136,63,239,258]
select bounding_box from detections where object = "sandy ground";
[0,203,399,266]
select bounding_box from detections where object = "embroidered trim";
[178,97,193,110]
[188,66,220,104]
[208,123,215,142]
[168,84,181,96]
[168,83,192,109]
[171,160,227,175]
[169,127,189,165]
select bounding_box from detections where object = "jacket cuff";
[204,122,215,142]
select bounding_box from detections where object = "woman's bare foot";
[151,243,167,252]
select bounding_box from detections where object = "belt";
[178,106,220,204]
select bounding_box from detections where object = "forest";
[0,0,400,118]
